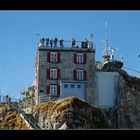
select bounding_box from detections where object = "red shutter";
[57,69,60,79]
[57,85,60,96]
[74,53,77,63]
[47,69,50,79]
[57,53,60,63]
[47,52,50,62]
[84,70,87,80]
[83,53,87,64]
[47,85,50,95]
[73,69,77,80]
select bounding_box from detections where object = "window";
[77,85,81,88]
[77,70,83,81]
[47,85,60,96]
[40,90,44,92]
[77,53,83,64]
[47,69,60,79]
[74,53,86,64]
[73,69,87,81]
[50,52,57,63]
[64,84,68,88]
[50,69,57,79]
[71,85,74,88]
[50,85,57,96]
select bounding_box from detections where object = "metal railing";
[7,101,41,130]
[39,40,95,49]
[38,95,60,103]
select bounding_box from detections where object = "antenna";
[102,22,110,62]
[105,22,108,43]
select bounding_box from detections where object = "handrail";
[8,102,41,130]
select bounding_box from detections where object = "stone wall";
[36,47,95,104]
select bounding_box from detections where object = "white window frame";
[50,69,57,79]
[77,53,83,64]
[77,70,83,81]
[50,85,57,96]
[50,52,57,63]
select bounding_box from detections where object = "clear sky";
[0,10,140,99]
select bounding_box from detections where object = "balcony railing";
[38,38,94,49]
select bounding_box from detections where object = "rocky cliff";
[117,75,140,128]
[0,103,29,129]
[104,69,140,129]
[32,96,110,129]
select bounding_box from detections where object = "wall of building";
[60,82,85,100]
[95,71,125,108]
[35,47,95,104]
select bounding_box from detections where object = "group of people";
[72,38,93,48]
[39,37,64,48]
[39,37,93,48]
[49,37,64,48]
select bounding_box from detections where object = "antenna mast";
[105,22,108,49]
[103,22,110,62]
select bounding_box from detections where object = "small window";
[71,85,74,88]
[64,84,68,88]
[40,90,44,92]
[77,70,84,81]
[77,85,81,88]
[50,69,57,79]
[50,52,57,63]
[50,85,57,96]
[77,53,83,64]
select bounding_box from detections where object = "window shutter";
[57,69,60,79]
[47,69,50,79]
[47,85,50,95]
[73,69,77,80]
[84,70,87,80]
[47,52,50,62]
[83,53,87,64]
[57,53,60,63]
[57,85,60,96]
[73,53,77,63]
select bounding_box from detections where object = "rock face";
[104,69,140,129]
[117,77,140,128]
[33,96,110,129]
[0,103,28,129]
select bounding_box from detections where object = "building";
[34,38,95,104]
[94,71,125,108]
[31,23,126,108]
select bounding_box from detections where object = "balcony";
[38,38,95,52]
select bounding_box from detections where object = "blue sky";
[0,10,140,99]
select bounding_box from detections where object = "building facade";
[34,38,95,104]
[95,71,125,108]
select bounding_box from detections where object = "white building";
[94,71,125,108]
